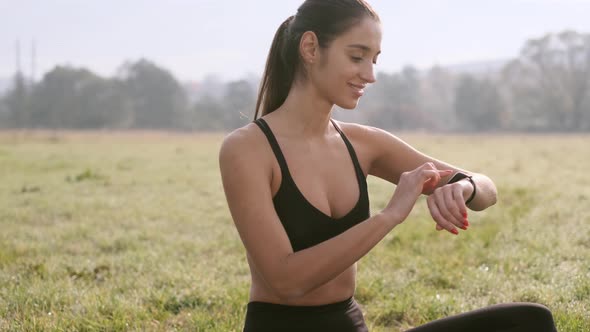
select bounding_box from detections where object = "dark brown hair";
[254,0,379,119]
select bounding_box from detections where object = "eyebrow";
[347,44,381,55]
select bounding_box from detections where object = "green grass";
[0,131,588,331]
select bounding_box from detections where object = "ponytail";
[253,0,380,120]
[254,16,297,119]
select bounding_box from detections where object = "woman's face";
[310,17,382,110]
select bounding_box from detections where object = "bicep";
[367,127,468,185]
[219,137,293,281]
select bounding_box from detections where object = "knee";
[521,303,552,316]
[515,303,556,327]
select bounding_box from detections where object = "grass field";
[0,130,589,331]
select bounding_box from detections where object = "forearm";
[272,212,398,300]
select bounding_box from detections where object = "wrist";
[459,179,475,203]
[448,172,476,204]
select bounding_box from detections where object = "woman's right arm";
[219,127,448,301]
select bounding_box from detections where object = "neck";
[275,79,334,138]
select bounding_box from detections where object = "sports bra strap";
[330,119,365,181]
[254,118,290,175]
[255,117,365,185]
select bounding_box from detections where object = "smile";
[348,83,365,97]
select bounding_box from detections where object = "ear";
[299,31,319,65]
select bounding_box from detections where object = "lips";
[348,83,366,97]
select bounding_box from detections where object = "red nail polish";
[451,229,458,235]
[462,212,467,218]
[464,220,470,227]
[460,225,467,230]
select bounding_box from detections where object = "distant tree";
[3,71,30,127]
[192,94,226,131]
[0,101,9,128]
[29,66,89,128]
[222,80,255,130]
[118,59,189,129]
[28,66,131,129]
[97,79,136,129]
[365,66,429,130]
[419,66,456,130]
[454,75,504,131]
[502,30,590,131]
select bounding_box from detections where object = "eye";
[350,56,363,63]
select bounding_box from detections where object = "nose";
[361,63,376,84]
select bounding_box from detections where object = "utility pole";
[31,38,36,84]
[15,39,22,75]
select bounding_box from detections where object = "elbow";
[263,265,312,301]
[469,175,498,211]
[490,189,498,207]
[259,254,317,301]
[470,187,497,211]
[485,182,498,208]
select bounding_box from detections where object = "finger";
[436,224,443,231]
[421,169,451,185]
[434,189,465,230]
[431,169,454,181]
[419,162,451,175]
[444,187,467,228]
[421,178,437,193]
[422,169,453,193]
[420,170,441,193]
[452,184,469,227]
[423,162,437,170]
[427,195,458,235]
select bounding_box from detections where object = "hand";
[381,163,453,226]
[427,180,472,235]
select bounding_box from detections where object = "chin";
[336,99,360,110]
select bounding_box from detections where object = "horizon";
[0,57,511,86]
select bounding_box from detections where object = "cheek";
[313,56,358,97]
[320,69,347,97]
[315,64,340,89]
[321,62,355,87]
[333,56,356,76]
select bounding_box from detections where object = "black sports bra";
[254,118,370,252]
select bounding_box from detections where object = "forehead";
[332,17,382,53]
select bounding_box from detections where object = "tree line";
[1,30,589,132]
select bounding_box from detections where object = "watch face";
[448,172,469,184]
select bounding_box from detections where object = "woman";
[219,0,557,331]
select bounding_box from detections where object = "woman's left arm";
[348,123,497,233]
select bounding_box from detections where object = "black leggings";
[243,300,557,332]
[244,297,368,332]
[406,302,557,332]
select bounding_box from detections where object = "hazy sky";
[2,0,590,82]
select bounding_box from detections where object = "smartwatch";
[447,172,476,204]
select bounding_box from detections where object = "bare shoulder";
[332,120,406,148]
[218,122,276,194]
[332,120,368,140]
[333,120,426,182]
[219,122,267,165]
